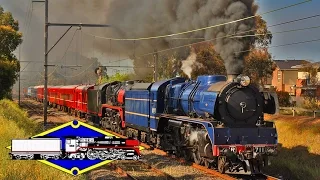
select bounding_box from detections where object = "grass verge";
[0,99,87,180]
[264,114,320,180]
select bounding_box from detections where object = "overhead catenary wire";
[82,0,311,41]
[37,29,79,78]
[21,62,31,72]
[23,0,33,36]
[54,61,95,78]
[19,0,33,70]
[100,13,320,65]
[32,3,44,11]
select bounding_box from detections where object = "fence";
[279,107,320,118]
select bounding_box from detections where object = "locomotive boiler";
[165,74,277,127]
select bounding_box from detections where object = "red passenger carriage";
[34,85,43,102]
[75,84,94,118]
[59,85,79,113]
[48,86,62,108]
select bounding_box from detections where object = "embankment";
[0,99,86,180]
[264,114,320,180]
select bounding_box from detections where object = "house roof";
[274,60,309,70]
[291,62,320,69]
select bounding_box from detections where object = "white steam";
[189,130,199,144]
[181,48,197,78]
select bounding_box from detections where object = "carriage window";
[66,139,71,144]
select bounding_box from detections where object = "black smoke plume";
[67,0,258,75]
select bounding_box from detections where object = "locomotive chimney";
[227,74,238,82]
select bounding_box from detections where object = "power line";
[232,25,320,39]
[102,13,320,65]
[237,37,320,54]
[83,0,311,41]
[192,24,320,61]
[163,14,320,40]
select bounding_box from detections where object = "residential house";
[269,60,309,95]
[292,62,320,99]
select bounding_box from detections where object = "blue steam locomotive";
[89,74,278,175]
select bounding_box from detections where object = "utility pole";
[33,0,111,130]
[153,49,158,82]
[44,0,49,130]
[18,45,21,106]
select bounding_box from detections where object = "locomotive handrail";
[177,80,193,113]
[279,106,320,118]
[188,82,200,116]
[164,84,171,113]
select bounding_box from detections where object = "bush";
[299,97,320,110]
[276,91,291,107]
[100,72,133,84]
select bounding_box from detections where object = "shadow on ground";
[263,143,320,180]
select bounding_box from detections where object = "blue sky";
[256,0,320,61]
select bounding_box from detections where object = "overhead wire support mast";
[18,45,21,106]
[32,0,112,130]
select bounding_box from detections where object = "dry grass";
[0,99,87,180]
[264,114,320,180]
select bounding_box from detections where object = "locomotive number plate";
[254,146,266,153]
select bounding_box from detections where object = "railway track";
[19,99,42,115]
[18,98,75,128]
[110,160,177,180]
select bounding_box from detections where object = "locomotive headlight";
[238,75,250,86]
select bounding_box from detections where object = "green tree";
[298,63,320,86]
[243,48,276,87]
[100,72,133,84]
[132,56,154,82]
[191,43,226,79]
[252,15,273,48]
[0,6,23,99]
[296,63,320,108]
[157,54,188,80]
[276,91,291,107]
